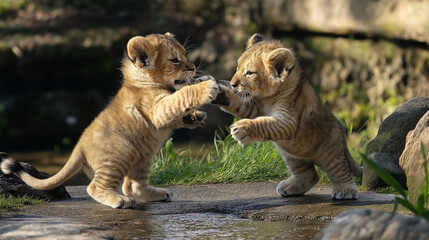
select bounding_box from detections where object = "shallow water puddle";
[101,213,325,239]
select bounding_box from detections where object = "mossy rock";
[363,153,406,190]
[364,97,429,190]
[0,157,70,201]
[365,97,429,157]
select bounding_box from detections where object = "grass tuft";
[150,134,289,185]
[0,194,45,212]
[151,132,364,186]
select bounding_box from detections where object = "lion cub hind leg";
[122,177,172,202]
[122,164,172,202]
[317,154,358,200]
[277,158,319,197]
[87,179,136,209]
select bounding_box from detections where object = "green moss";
[365,132,392,154]
[308,37,332,54]
[247,21,259,36]
[0,0,26,18]
[380,21,401,36]
[379,41,398,60]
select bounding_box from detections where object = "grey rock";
[363,153,406,190]
[366,96,429,157]
[314,209,429,240]
[364,97,429,189]
[0,156,70,200]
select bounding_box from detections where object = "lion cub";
[214,34,362,199]
[1,33,219,208]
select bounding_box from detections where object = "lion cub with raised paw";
[214,34,362,199]
[0,33,219,208]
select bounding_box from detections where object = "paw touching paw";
[199,79,220,104]
[212,81,235,106]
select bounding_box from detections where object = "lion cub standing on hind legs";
[1,33,220,208]
[214,34,362,199]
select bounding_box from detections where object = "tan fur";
[7,33,219,208]
[215,34,362,199]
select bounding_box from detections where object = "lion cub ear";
[246,33,265,49]
[164,32,175,38]
[127,36,158,69]
[264,48,295,82]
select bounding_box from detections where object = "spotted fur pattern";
[0,33,219,208]
[215,34,362,199]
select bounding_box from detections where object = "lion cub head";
[230,34,301,102]
[123,32,196,90]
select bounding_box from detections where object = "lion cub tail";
[1,149,84,190]
[345,149,363,178]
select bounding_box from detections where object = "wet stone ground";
[0,182,395,239]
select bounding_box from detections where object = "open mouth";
[174,80,186,85]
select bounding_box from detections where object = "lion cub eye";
[244,70,255,76]
[169,58,180,64]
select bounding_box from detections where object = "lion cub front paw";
[182,110,207,128]
[199,79,220,105]
[193,75,215,83]
[230,120,255,145]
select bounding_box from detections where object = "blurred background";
[0,0,428,183]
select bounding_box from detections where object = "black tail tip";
[0,152,23,175]
[0,152,10,160]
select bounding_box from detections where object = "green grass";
[0,194,45,212]
[150,134,289,185]
[150,133,363,186]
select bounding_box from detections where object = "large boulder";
[399,110,429,204]
[0,153,70,201]
[363,97,429,189]
[314,209,429,240]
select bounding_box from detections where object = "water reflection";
[102,213,325,240]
